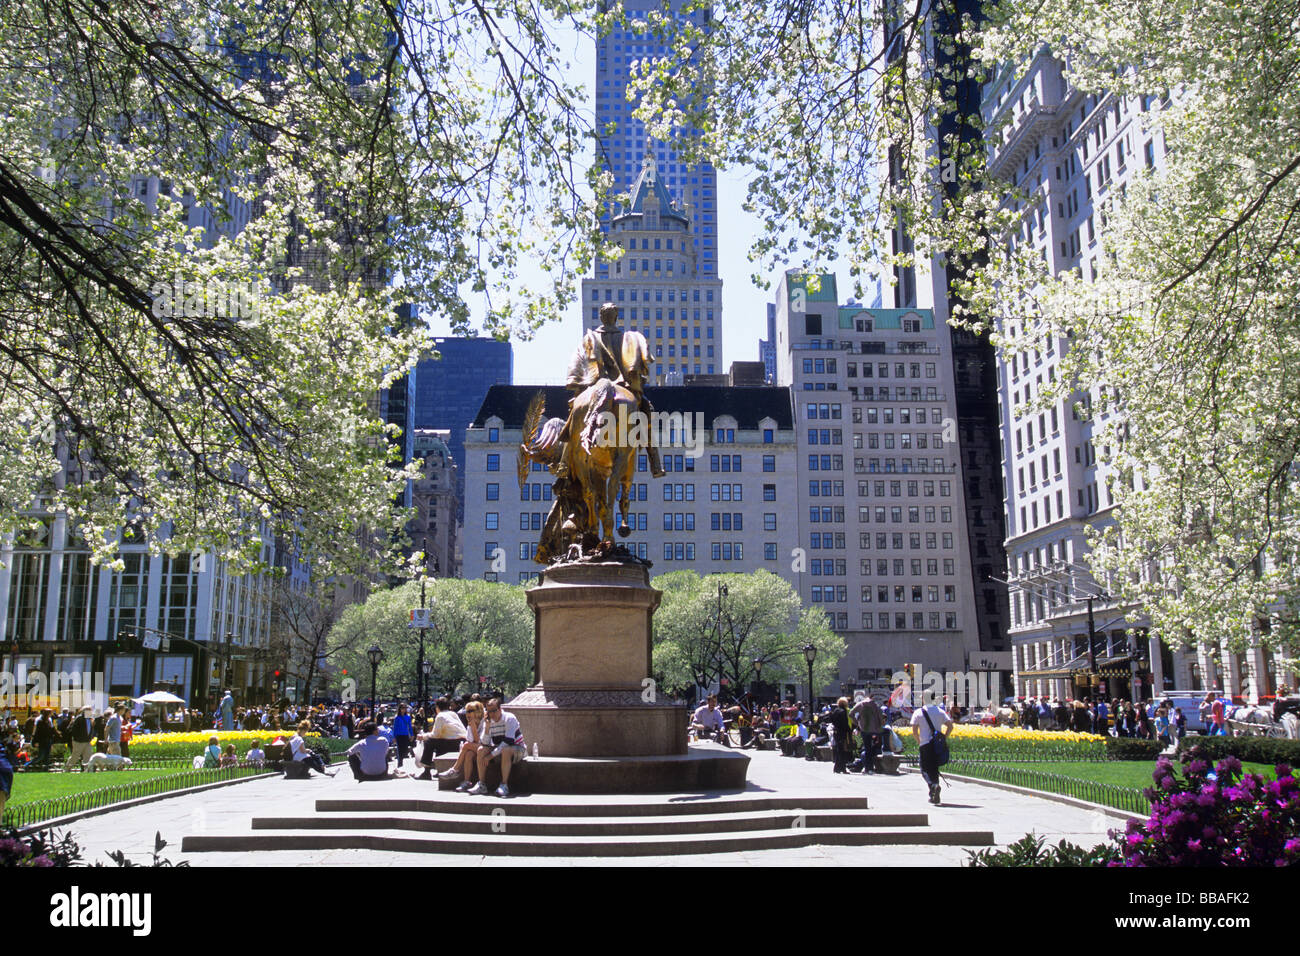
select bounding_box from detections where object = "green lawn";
[970,760,1277,790]
[6,767,181,807]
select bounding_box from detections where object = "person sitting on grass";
[203,735,222,769]
[219,744,239,768]
[246,741,266,766]
[346,721,393,781]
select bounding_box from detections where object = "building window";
[486,483,499,501]
[486,454,500,472]
[485,513,499,531]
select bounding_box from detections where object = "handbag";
[886,727,904,753]
[922,708,950,767]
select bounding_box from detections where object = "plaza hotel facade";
[984,52,1296,700]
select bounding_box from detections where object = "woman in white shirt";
[288,719,334,776]
[415,697,467,780]
[440,700,484,790]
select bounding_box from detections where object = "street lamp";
[421,660,432,722]
[803,643,818,713]
[367,644,384,719]
[752,658,763,701]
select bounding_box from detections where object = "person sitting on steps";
[416,697,467,781]
[443,700,486,791]
[469,698,525,798]
[346,721,392,781]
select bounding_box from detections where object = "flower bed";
[1175,734,1300,766]
[894,724,1107,761]
[1118,750,1300,866]
[123,730,320,762]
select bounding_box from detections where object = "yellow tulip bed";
[893,724,1107,760]
[124,730,322,762]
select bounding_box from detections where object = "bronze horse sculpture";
[517,381,640,563]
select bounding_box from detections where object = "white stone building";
[581,155,724,385]
[771,271,987,689]
[460,383,797,584]
[983,54,1293,700]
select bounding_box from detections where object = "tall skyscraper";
[411,336,514,518]
[878,0,1011,661]
[759,303,777,385]
[595,0,718,278]
[585,0,722,381]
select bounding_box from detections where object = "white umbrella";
[133,691,187,704]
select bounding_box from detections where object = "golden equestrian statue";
[517,302,665,563]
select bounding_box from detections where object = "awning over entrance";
[1020,655,1132,681]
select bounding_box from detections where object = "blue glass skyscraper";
[411,337,514,512]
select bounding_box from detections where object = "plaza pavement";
[60,749,1131,867]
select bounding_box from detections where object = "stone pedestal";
[507,561,687,758]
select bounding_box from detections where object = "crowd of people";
[2,703,141,774]
[1004,695,1192,745]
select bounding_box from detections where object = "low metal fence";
[2,765,276,829]
[898,755,1150,815]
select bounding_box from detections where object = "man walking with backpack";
[910,699,953,806]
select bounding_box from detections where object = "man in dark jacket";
[32,709,57,769]
[64,706,95,771]
[849,696,884,773]
[825,698,853,774]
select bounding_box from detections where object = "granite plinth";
[508,560,692,761]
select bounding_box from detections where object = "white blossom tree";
[0,0,612,579]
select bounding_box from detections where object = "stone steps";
[249,808,930,836]
[182,826,993,857]
[179,790,995,857]
[314,794,873,817]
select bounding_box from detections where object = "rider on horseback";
[569,302,665,479]
[520,303,663,564]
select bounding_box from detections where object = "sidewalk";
[61,750,1129,866]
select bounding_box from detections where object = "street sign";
[408,608,431,629]
[141,633,161,651]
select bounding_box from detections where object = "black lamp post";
[421,660,432,720]
[367,644,384,719]
[752,658,763,701]
[803,643,818,713]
